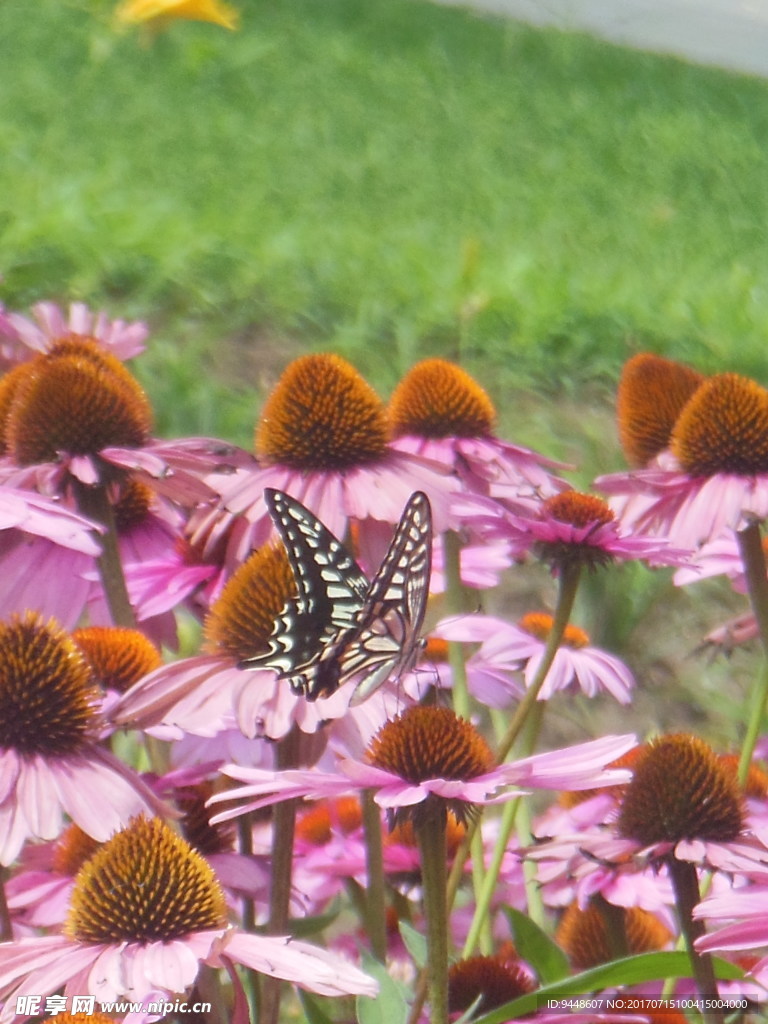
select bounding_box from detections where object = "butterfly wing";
[338,491,433,705]
[240,489,368,680]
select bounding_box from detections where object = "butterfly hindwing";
[339,491,432,704]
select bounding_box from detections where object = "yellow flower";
[115,0,239,30]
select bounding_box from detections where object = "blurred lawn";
[1,0,767,451]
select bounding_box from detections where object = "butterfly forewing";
[239,489,368,677]
[337,491,432,704]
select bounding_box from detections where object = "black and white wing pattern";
[336,490,432,705]
[242,489,433,704]
[239,488,369,682]
[290,490,432,702]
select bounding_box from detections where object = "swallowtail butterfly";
[242,488,432,704]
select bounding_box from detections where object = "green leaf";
[399,919,428,968]
[297,991,335,1024]
[250,901,342,940]
[503,907,570,984]
[356,955,410,1024]
[472,951,746,1024]
[285,905,341,938]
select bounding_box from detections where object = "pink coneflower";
[210,711,635,826]
[2,299,148,365]
[387,358,567,506]
[672,531,751,589]
[80,480,208,646]
[0,612,166,864]
[112,542,362,741]
[614,352,705,469]
[0,816,377,1024]
[290,797,369,909]
[529,825,678,924]
[533,735,768,884]
[6,824,101,929]
[153,768,271,907]
[0,336,230,502]
[694,884,768,987]
[454,490,691,572]
[436,612,635,705]
[71,625,163,698]
[0,489,102,628]
[531,733,768,1006]
[598,373,768,548]
[427,527,515,591]
[444,949,648,1024]
[386,358,571,593]
[210,706,631,1024]
[556,898,674,968]
[187,353,457,570]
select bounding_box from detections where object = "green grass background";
[1,0,766,743]
[2,0,768,452]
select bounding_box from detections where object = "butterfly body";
[242,489,432,703]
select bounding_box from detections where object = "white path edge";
[429,0,768,78]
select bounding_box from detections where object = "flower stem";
[0,869,11,942]
[594,894,630,960]
[736,521,768,782]
[261,729,301,1024]
[495,561,582,763]
[666,856,723,1024]
[361,788,388,962]
[415,802,450,1024]
[237,813,256,933]
[444,529,471,718]
[411,563,583,1022]
[448,563,581,922]
[73,481,136,628]
[462,702,546,956]
[193,970,227,1024]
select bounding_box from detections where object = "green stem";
[666,856,723,1024]
[736,521,768,782]
[261,731,301,1024]
[194,969,227,1024]
[444,529,471,718]
[516,796,546,928]
[237,812,256,933]
[0,869,11,942]
[361,789,388,962]
[415,803,450,1024]
[73,481,136,628]
[594,894,630,960]
[462,702,546,956]
[495,562,582,763]
[468,821,490,953]
[411,563,583,1023]
[447,563,582,919]
[462,796,518,958]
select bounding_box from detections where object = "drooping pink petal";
[17,756,63,839]
[0,751,21,803]
[50,749,167,841]
[131,937,203,992]
[218,930,378,998]
[503,735,636,790]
